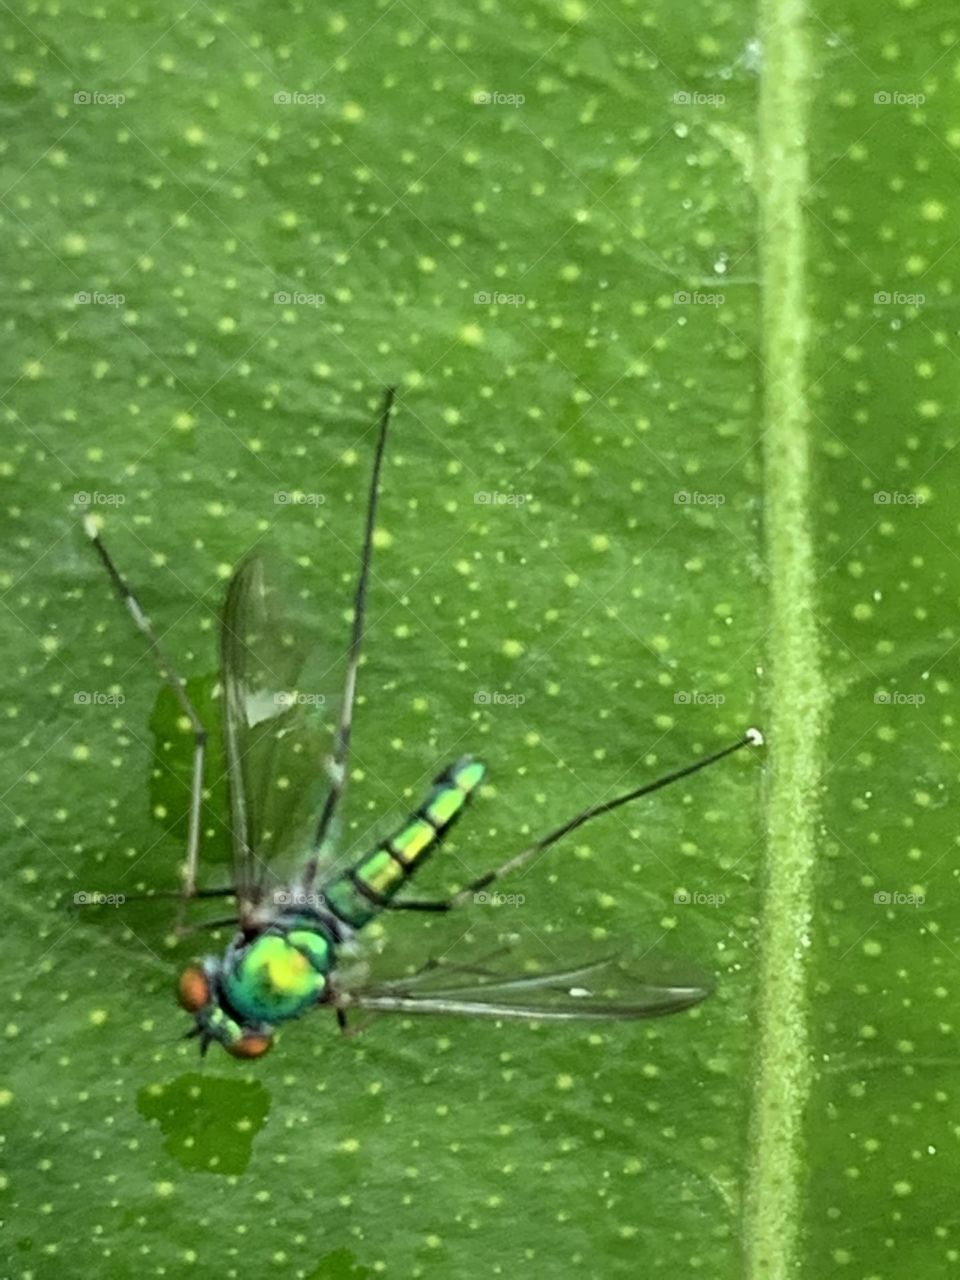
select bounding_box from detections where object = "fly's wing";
[221,555,345,919]
[336,954,712,1022]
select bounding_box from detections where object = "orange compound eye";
[226,1031,273,1059]
[177,966,211,1012]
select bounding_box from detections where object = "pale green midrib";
[745,2,822,1279]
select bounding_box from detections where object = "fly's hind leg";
[84,516,208,925]
[335,1006,378,1039]
[173,914,240,938]
[384,731,763,913]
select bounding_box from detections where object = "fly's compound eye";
[177,966,211,1012]
[226,1031,273,1059]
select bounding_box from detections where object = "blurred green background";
[1,1,957,1277]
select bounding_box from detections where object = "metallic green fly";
[83,388,762,1057]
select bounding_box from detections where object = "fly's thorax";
[280,901,356,946]
[221,927,333,1025]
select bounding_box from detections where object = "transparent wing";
[221,555,345,916]
[336,954,712,1022]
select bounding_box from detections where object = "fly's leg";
[72,887,237,941]
[172,914,240,937]
[72,887,237,907]
[385,730,764,913]
[84,515,208,921]
[303,387,396,888]
[335,1005,380,1038]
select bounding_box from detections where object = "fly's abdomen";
[321,757,486,928]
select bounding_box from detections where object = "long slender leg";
[386,729,764,913]
[72,886,236,907]
[336,1006,379,1038]
[84,515,208,905]
[173,914,240,937]
[303,387,396,887]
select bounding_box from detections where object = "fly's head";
[177,960,274,1059]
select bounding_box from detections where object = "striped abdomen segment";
[321,757,486,928]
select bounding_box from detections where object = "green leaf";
[137,1074,271,1176]
[2,1,950,1277]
